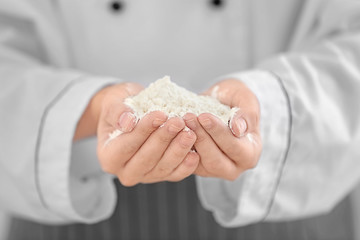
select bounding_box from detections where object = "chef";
[1,0,360,239]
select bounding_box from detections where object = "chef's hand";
[74,83,199,186]
[183,79,262,181]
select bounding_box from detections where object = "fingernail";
[183,126,191,132]
[168,124,183,134]
[184,118,197,130]
[118,112,137,132]
[180,131,195,148]
[232,117,247,137]
[153,117,167,127]
[199,117,212,129]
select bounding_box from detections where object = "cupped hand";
[96,83,199,186]
[183,79,262,180]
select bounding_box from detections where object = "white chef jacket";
[0,0,360,227]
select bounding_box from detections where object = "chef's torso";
[54,0,303,92]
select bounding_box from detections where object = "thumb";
[117,111,138,133]
[229,111,248,138]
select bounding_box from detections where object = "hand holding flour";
[184,79,262,181]
[118,77,262,182]
[75,77,260,185]
[89,83,199,186]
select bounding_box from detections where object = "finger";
[166,151,199,182]
[98,104,134,145]
[183,113,238,178]
[106,108,139,140]
[123,117,186,182]
[104,83,144,131]
[229,110,248,138]
[203,79,257,108]
[193,161,211,177]
[198,113,261,169]
[143,129,196,181]
[98,111,167,175]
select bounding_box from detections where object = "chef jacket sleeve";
[196,1,360,227]
[0,2,118,224]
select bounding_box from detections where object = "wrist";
[73,86,110,141]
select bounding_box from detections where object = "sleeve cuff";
[36,75,119,223]
[196,70,291,227]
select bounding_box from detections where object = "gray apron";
[7,176,354,240]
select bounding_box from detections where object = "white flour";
[125,76,238,124]
[106,76,238,144]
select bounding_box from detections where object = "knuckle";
[118,175,137,187]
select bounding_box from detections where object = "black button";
[110,1,124,12]
[210,0,224,8]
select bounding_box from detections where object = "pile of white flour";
[106,76,237,144]
[125,76,237,124]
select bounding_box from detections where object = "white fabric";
[38,76,118,223]
[0,0,360,226]
[196,70,290,227]
[198,1,360,226]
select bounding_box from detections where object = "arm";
[0,1,122,223]
[194,0,360,226]
[0,1,199,223]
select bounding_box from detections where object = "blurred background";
[0,211,9,239]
